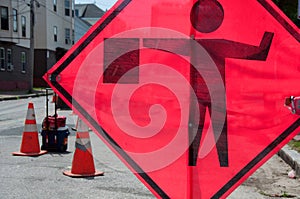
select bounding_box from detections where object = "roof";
[75,4,105,18]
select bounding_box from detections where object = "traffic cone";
[63,118,104,177]
[71,115,78,131]
[12,102,47,156]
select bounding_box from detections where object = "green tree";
[273,0,300,27]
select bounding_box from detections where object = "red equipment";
[285,96,300,115]
[41,89,70,152]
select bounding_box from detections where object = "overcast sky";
[75,0,118,10]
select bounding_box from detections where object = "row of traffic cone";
[12,102,103,178]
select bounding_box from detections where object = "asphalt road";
[0,96,299,198]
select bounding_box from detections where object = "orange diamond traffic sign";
[44,0,300,198]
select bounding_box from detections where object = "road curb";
[0,92,51,101]
[278,145,300,177]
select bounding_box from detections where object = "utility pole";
[29,0,35,93]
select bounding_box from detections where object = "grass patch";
[288,140,300,153]
[33,87,46,91]
[260,191,296,198]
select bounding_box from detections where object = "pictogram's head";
[190,0,224,33]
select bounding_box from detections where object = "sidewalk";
[0,90,299,177]
[278,137,300,177]
[0,89,51,101]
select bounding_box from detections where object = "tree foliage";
[273,0,300,28]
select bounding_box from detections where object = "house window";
[54,26,57,42]
[7,49,12,71]
[13,9,18,32]
[75,9,79,17]
[53,0,57,12]
[65,28,70,44]
[72,29,74,44]
[0,7,9,30]
[21,16,26,37]
[65,0,70,16]
[21,52,26,73]
[0,48,5,71]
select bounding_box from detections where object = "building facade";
[34,0,75,87]
[0,0,31,90]
[0,0,75,90]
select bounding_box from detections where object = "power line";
[12,0,29,5]
[7,0,32,17]
[9,10,30,17]
[0,37,30,40]
[7,1,78,26]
